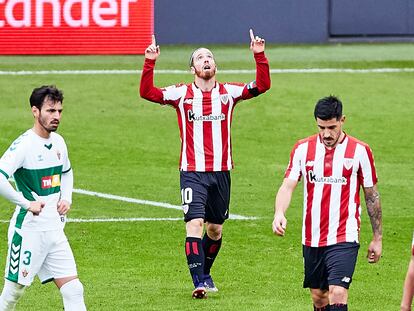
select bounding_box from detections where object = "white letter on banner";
[36,0,61,27]
[64,0,89,27]
[6,0,31,27]
[120,0,137,27]
[92,0,117,27]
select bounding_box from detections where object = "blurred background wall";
[155,0,414,44]
[1,0,413,55]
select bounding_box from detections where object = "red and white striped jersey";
[140,52,270,172]
[163,81,246,171]
[285,134,378,247]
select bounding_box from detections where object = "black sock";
[202,233,222,276]
[185,237,204,287]
[314,305,330,311]
[330,304,347,311]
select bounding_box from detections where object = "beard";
[39,114,59,133]
[323,139,334,146]
[194,67,216,80]
[322,136,339,147]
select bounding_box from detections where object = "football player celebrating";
[140,30,271,298]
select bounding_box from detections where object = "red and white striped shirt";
[140,52,270,172]
[285,134,378,247]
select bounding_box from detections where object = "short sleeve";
[358,145,378,188]
[284,142,303,181]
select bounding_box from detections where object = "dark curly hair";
[29,85,64,109]
[314,96,343,121]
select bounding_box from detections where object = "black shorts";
[180,171,231,224]
[303,242,360,290]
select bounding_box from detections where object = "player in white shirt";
[401,232,414,311]
[0,86,86,311]
[272,96,382,311]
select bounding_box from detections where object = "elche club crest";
[22,269,29,278]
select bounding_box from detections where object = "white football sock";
[60,279,86,311]
[0,279,25,311]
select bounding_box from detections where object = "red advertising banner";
[0,0,153,54]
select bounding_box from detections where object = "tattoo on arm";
[364,186,382,237]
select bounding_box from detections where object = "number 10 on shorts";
[181,188,193,204]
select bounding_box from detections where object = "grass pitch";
[0,43,413,310]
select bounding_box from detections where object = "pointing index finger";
[249,29,255,41]
[151,34,156,46]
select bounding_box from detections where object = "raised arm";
[145,35,160,60]
[272,178,298,236]
[249,28,265,54]
[139,35,164,103]
[363,184,383,263]
[242,29,271,98]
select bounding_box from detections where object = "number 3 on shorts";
[23,251,32,265]
[181,188,193,204]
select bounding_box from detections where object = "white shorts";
[4,227,78,286]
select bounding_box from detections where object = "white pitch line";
[0,218,183,223]
[73,188,257,220]
[69,215,257,222]
[74,188,182,210]
[69,217,184,222]
[1,68,414,75]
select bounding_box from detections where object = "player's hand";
[57,200,71,215]
[249,29,265,54]
[28,201,44,216]
[145,35,160,60]
[367,238,382,263]
[272,213,287,236]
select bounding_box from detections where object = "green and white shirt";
[0,129,71,231]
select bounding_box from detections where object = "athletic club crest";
[305,161,314,167]
[183,98,193,105]
[56,150,61,160]
[220,94,229,105]
[343,158,353,170]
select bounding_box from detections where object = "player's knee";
[329,285,347,304]
[186,218,204,237]
[0,279,25,308]
[206,224,222,240]
[310,289,328,307]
